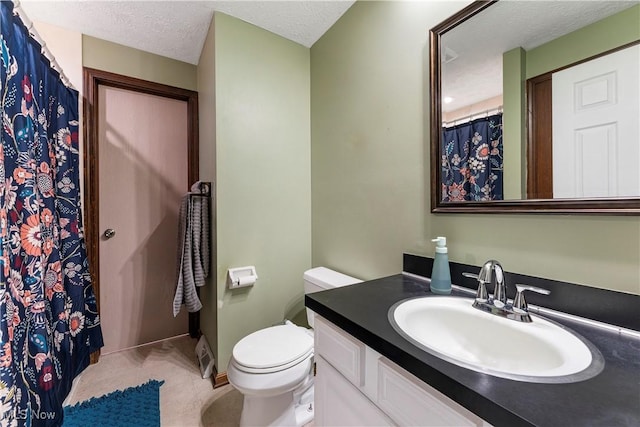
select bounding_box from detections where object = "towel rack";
[189,182,211,198]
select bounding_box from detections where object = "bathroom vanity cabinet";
[306,270,640,426]
[314,315,490,426]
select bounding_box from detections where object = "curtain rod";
[11,0,76,90]
[443,105,503,128]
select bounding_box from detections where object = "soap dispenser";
[430,237,452,294]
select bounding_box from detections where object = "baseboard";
[211,368,229,389]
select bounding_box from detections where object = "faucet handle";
[462,272,488,302]
[513,284,550,312]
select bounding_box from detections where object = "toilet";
[227,267,362,427]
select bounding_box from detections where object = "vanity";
[305,256,640,426]
[314,314,490,426]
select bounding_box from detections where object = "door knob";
[103,228,116,239]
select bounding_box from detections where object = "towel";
[173,181,211,316]
[190,182,211,287]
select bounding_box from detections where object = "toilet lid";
[233,324,313,370]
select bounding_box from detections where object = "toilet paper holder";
[228,266,258,289]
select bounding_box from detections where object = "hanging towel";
[173,181,211,316]
[190,181,211,287]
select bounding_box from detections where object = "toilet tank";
[304,267,362,328]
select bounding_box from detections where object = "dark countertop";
[305,274,640,427]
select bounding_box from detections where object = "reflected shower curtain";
[441,114,503,201]
[1,2,103,426]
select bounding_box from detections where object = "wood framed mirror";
[430,0,640,214]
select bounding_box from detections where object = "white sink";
[389,296,604,383]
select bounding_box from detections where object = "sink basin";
[389,296,604,383]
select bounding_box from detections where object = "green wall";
[196,13,218,365]
[311,1,640,295]
[199,13,312,371]
[526,4,640,79]
[502,48,526,200]
[82,35,197,91]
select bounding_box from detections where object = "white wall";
[33,20,82,92]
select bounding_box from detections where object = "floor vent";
[195,335,215,379]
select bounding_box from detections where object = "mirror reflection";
[436,0,639,206]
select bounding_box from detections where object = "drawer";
[377,357,489,426]
[314,316,366,387]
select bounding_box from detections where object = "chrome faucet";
[479,259,506,305]
[463,260,550,323]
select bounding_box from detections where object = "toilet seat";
[232,324,314,374]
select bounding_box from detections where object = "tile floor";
[63,335,243,426]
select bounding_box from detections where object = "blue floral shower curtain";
[1,2,103,426]
[441,114,503,201]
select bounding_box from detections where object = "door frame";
[82,68,200,356]
[526,73,553,199]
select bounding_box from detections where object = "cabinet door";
[377,357,489,427]
[315,356,393,426]
[315,315,366,387]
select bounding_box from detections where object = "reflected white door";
[552,44,640,198]
[98,85,189,354]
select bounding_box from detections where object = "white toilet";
[227,267,362,427]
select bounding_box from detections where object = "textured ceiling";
[18,0,355,65]
[441,0,639,114]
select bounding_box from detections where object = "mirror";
[430,0,640,214]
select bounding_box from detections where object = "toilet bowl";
[227,267,362,427]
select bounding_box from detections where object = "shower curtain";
[1,2,103,426]
[441,114,503,201]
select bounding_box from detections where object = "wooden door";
[98,86,189,354]
[84,69,199,356]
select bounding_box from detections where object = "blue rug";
[63,379,164,427]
